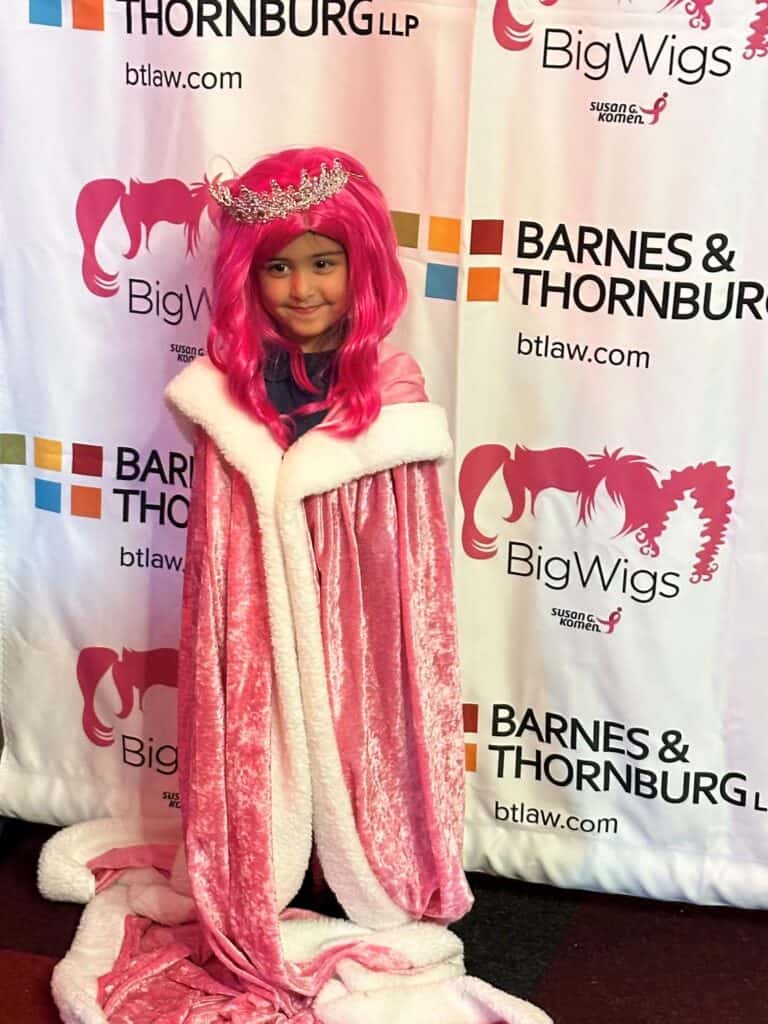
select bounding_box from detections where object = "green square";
[390,210,420,249]
[0,433,26,465]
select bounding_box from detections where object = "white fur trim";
[455,977,553,1024]
[277,496,410,929]
[315,975,552,1024]
[50,888,131,1024]
[165,357,281,508]
[165,358,312,909]
[165,357,452,501]
[278,402,452,503]
[38,817,181,904]
[46,865,549,1024]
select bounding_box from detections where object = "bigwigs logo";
[77,646,178,746]
[493,0,768,77]
[77,175,215,299]
[459,443,734,602]
[76,646,179,782]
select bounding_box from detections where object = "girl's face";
[257,231,348,352]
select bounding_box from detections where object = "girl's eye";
[314,259,333,271]
[266,262,289,275]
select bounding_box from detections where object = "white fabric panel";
[459,0,768,907]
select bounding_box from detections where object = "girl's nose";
[289,270,314,300]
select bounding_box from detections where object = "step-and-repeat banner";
[1,0,767,906]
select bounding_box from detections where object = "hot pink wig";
[207,147,407,446]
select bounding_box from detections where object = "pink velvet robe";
[37,346,551,1024]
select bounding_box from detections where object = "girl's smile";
[257,231,348,352]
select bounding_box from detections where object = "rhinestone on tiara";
[209,159,350,224]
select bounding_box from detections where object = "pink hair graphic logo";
[76,177,217,297]
[493,0,559,51]
[640,91,669,124]
[459,444,734,583]
[77,646,179,747]
[495,0,766,62]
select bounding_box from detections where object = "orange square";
[34,437,62,471]
[73,0,105,30]
[464,743,477,772]
[71,485,102,519]
[428,217,461,254]
[467,267,501,301]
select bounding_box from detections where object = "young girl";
[39,147,549,1024]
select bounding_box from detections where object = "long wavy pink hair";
[207,147,407,446]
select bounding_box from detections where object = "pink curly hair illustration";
[492,0,559,51]
[745,1,768,58]
[459,443,734,583]
[661,0,715,30]
[76,647,179,747]
[76,177,216,297]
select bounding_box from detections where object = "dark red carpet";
[1,818,765,1023]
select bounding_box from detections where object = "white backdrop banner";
[1,0,767,907]
[458,0,768,907]
[0,0,471,820]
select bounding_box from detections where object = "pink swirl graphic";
[639,91,669,125]
[596,607,623,634]
[660,0,715,31]
[745,1,768,58]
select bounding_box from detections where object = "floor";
[1,818,765,1023]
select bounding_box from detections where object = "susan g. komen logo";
[76,646,178,747]
[76,175,218,297]
[459,443,734,597]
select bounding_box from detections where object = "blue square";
[29,0,62,26]
[425,263,459,301]
[35,478,62,513]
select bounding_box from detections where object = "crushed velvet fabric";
[305,466,472,923]
[38,351,551,1024]
[175,432,473,1006]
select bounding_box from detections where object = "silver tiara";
[209,159,350,224]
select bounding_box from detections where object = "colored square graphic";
[425,263,458,301]
[467,267,501,302]
[428,217,461,254]
[465,743,477,773]
[390,211,420,249]
[0,433,26,465]
[71,485,102,519]
[73,0,104,30]
[29,0,62,26]
[470,219,504,255]
[35,478,62,513]
[34,436,63,472]
[463,703,479,733]
[72,442,103,477]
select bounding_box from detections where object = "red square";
[463,703,479,733]
[470,220,504,255]
[72,443,103,477]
